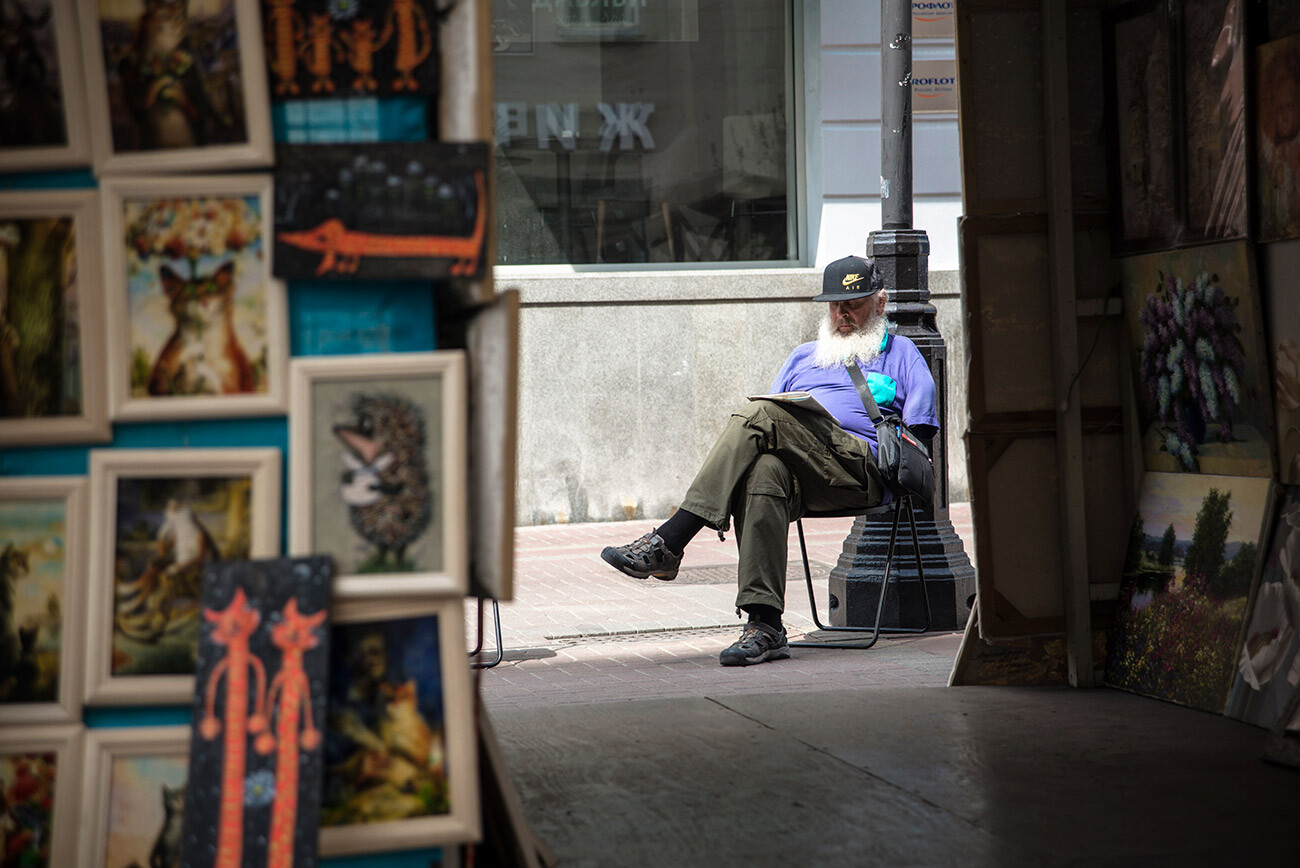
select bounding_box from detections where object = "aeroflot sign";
[911,60,957,113]
[913,0,954,38]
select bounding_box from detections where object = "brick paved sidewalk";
[473,504,974,709]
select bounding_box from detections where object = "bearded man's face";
[812,291,890,369]
[827,292,886,335]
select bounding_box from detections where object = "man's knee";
[744,453,793,497]
[732,399,789,427]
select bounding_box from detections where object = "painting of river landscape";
[1107,472,1274,712]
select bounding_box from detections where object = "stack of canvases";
[0,0,489,864]
[1102,0,1300,767]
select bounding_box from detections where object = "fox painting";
[145,262,255,397]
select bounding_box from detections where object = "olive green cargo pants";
[678,399,885,614]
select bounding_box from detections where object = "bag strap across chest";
[846,360,886,422]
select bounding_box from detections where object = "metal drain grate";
[656,560,835,586]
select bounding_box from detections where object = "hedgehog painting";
[333,393,432,572]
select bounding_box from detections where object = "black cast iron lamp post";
[829,0,975,631]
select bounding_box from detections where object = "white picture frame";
[99,174,287,422]
[0,190,110,445]
[290,352,468,597]
[0,476,87,724]
[0,724,83,868]
[84,447,281,706]
[320,596,480,855]
[0,0,92,171]
[77,0,272,175]
[77,726,191,868]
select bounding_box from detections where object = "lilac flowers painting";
[1122,241,1274,476]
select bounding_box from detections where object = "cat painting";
[150,783,185,868]
[146,262,255,397]
[323,616,449,826]
[117,0,223,151]
[98,0,249,155]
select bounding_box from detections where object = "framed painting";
[1225,485,1300,728]
[0,477,86,724]
[78,0,272,174]
[0,190,110,446]
[1103,0,1180,255]
[1105,472,1275,713]
[1120,240,1275,476]
[1176,0,1249,245]
[273,142,489,281]
[0,725,82,868]
[100,175,288,421]
[0,0,92,170]
[182,556,332,868]
[261,0,440,98]
[1266,0,1300,42]
[1257,33,1300,243]
[289,352,468,597]
[77,726,190,868]
[1261,239,1300,483]
[320,596,479,855]
[84,447,281,706]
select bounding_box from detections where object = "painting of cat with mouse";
[110,182,287,420]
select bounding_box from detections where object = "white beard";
[812,311,889,368]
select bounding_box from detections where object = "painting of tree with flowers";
[1106,472,1274,713]
[1225,486,1300,728]
[101,174,287,421]
[1121,240,1274,476]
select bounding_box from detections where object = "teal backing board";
[1,95,448,866]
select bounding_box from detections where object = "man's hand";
[910,423,938,443]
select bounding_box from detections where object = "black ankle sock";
[742,604,783,631]
[656,507,707,555]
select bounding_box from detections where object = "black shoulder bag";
[846,361,935,507]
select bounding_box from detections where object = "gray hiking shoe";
[600,530,682,581]
[719,621,790,666]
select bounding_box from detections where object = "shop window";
[492,0,795,265]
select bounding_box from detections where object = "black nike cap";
[814,255,884,302]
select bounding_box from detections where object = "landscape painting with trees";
[1107,472,1274,712]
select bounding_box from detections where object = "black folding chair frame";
[469,596,504,669]
[788,494,933,649]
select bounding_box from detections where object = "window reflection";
[492,0,793,265]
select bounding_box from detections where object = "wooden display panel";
[968,428,1130,639]
[961,215,1123,427]
[957,0,1109,217]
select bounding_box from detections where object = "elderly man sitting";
[600,255,939,666]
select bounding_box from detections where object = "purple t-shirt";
[769,332,939,457]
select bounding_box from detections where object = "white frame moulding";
[99,173,288,422]
[289,351,469,598]
[320,595,480,855]
[83,447,281,706]
[77,725,192,868]
[0,190,110,445]
[77,0,272,175]
[0,476,88,723]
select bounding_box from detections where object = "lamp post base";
[828,506,975,631]
[828,227,974,632]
